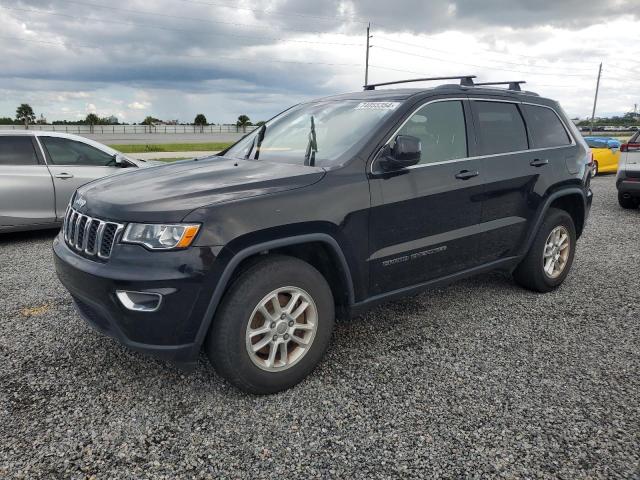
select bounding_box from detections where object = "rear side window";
[522,104,571,148]
[472,101,528,155]
[396,100,467,164]
[0,136,39,165]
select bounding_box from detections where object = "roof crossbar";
[474,81,526,91]
[363,75,476,91]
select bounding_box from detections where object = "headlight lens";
[122,223,200,250]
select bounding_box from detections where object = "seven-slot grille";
[63,206,124,260]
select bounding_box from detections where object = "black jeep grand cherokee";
[54,77,593,394]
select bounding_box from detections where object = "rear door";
[368,98,484,295]
[37,136,122,217]
[472,100,574,264]
[0,135,56,228]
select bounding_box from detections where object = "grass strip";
[108,142,232,153]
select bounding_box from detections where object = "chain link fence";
[0,124,258,134]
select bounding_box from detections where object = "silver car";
[0,131,155,232]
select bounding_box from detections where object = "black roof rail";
[474,81,526,92]
[363,75,476,91]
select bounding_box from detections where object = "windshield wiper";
[254,124,267,160]
[243,124,267,160]
[304,115,317,167]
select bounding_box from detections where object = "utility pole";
[590,62,602,135]
[364,23,371,87]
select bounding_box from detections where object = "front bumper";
[53,233,223,366]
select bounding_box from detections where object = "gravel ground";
[1,176,638,479]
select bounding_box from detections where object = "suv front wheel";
[206,255,335,394]
[513,208,576,293]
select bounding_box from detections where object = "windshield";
[224,100,401,166]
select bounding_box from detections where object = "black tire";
[618,192,638,209]
[206,255,335,394]
[513,208,576,293]
[591,161,598,177]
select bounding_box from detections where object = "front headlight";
[122,223,200,250]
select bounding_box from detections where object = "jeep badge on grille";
[74,196,86,208]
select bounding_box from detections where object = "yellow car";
[585,136,621,176]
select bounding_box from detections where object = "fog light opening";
[116,290,163,312]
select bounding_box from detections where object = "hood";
[76,156,325,223]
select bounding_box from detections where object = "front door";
[368,99,484,295]
[0,135,55,228]
[37,136,123,218]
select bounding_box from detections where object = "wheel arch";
[522,188,587,256]
[192,233,355,352]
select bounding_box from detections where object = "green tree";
[142,116,159,126]
[236,114,251,132]
[16,104,35,129]
[194,113,207,133]
[85,113,100,133]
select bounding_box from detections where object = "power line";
[371,45,604,78]
[376,35,594,66]
[376,34,640,78]
[0,6,363,47]
[374,35,598,73]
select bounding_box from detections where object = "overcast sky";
[0,0,638,123]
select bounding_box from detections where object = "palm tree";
[85,113,99,134]
[16,104,35,129]
[194,113,207,133]
[236,114,251,133]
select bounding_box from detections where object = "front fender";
[191,233,356,353]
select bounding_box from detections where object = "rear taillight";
[622,143,640,152]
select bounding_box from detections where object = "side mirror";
[378,135,421,171]
[114,154,127,167]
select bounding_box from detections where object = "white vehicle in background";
[0,131,157,232]
[617,130,640,209]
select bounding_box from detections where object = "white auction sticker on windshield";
[355,102,400,110]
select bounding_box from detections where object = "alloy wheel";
[245,286,318,372]
[542,225,571,279]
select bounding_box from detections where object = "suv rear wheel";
[206,255,335,394]
[513,208,576,292]
[618,192,638,209]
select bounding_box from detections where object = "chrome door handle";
[54,173,74,179]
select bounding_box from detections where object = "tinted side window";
[522,104,571,148]
[472,101,528,155]
[41,137,114,166]
[396,101,467,164]
[0,136,39,166]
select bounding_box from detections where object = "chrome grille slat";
[81,218,92,252]
[73,213,83,247]
[94,222,106,256]
[63,206,123,261]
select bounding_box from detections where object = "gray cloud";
[0,0,637,121]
